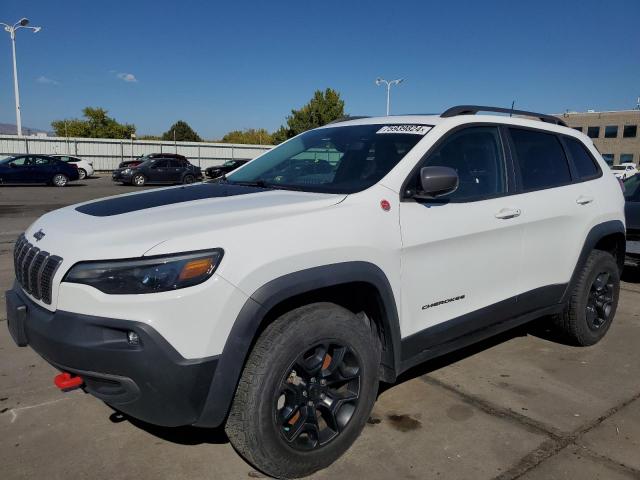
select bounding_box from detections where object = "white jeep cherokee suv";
[6,106,626,479]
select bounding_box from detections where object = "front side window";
[1,156,26,166]
[564,137,599,179]
[409,126,506,201]
[510,128,571,191]
[587,126,600,138]
[604,126,618,138]
[623,125,637,138]
[227,124,428,194]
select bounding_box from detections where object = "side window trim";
[557,135,603,183]
[400,123,514,203]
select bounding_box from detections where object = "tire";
[51,173,69,187]
[225,303,380,479]
[77,168,87,180]
[132,174,146,186]
[182,174,195,184]
[553,250,620,346]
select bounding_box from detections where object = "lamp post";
[375,77,404,116]
[1,18,42,136]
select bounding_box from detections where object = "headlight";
[123,168,131,174]
[63,249,223,294]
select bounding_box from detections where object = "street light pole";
[375,77,404,116]
[1,18,42,137]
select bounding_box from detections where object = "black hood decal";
[76,183,271,217]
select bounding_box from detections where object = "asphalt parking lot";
[1,175,639,480]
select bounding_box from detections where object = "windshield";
[0,156,15,165]
[226,124,430,193]
[624,174,640,201]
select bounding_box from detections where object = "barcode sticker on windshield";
[376,125,431,135]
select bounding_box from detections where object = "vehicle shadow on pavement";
[380,318,570,396]
[108,411,229,445]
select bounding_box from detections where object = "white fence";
[0,135,273,171]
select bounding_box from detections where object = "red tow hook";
[54,372,84,391]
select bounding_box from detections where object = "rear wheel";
[51,173,68,187]
[182,174,195,184]
[132,174,146,186]
[77,168,87,180]
[553,250,620,346]
[226,303,380,479]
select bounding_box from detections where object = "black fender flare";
[561,219,626,303]
[194,261,401,427]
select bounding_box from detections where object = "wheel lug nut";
[320,379,326,386]
[302,390,307,397]
[320,393,326,400]
[307,401,314,407]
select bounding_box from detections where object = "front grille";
[13,234,63,305]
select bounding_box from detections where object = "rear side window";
[509,128,572,191]
[563,137,600,179]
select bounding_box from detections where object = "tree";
[221,128,272,145]
[273,88,345,143]
[51,107,135,139]
[162,121,202,142]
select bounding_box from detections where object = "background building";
[555,109,640,166]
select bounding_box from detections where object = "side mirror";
[9,163,17,168]
[415,166,458,199]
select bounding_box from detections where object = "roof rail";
[326,116,370,125]
[441,105,567,127]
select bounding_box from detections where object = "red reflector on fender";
[54,372,84,391]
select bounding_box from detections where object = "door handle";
[576,195,594,205]
[495,208,521,220]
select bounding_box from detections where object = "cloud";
[116,72,138,83]
[36,75,59,85]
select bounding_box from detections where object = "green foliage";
[272,88,345,143]
[51,107,136,139]
[161,121,202,142]
[220,128,272,145]
[138,134,162,141]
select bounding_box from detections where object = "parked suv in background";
[6,106,626,478]
[623,174,640,268]
[205,159,248,179]
[0,154,80,186]
[611,162,638,180]
[51,155,94,180]
[112,153,202,186]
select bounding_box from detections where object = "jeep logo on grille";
[33,229,46,242]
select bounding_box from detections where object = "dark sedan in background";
[0,154,79,187]
[112,153,202,186]
[205,159,248,179]
[624,174,640,269]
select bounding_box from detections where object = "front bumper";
[5,286,219,427]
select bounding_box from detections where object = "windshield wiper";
[228,179,268,188]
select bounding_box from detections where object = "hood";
[24,182,346,262]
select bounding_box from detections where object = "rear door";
[32,156,55,182]
[506,128,601,299]
[399,125,523,345]
[167,159,184,182]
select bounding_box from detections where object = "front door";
[399,126,523,348]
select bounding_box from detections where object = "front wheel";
[132,174,146,186]
[51,173,69,187]
[225,303,380,479]
[553,250,620,346]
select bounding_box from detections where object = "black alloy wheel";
[275,342,361,451]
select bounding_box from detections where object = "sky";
[1,0,639,139]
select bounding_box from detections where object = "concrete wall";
[0,135,273,171]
